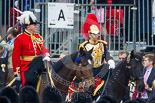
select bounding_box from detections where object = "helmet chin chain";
[89,33,97,41]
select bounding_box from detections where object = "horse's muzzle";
[87,85,95,94]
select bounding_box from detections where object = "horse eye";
[88,59,91,64]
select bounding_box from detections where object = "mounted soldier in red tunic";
[12,11,51,88]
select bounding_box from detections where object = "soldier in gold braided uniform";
[79,14,115,96]
[79,14,115,77]
[68,14,116,100]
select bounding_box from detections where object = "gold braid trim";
[78,41,88,50]
[36,76,41,93]
[93,80,105,96]
[24,30,43,51]
[31,35,43,51]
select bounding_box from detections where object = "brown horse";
[24,48,95,101]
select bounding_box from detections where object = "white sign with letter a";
[48,3,74,29]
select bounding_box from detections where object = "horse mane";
[112,57,127,73]
[132,53,143,61]
[53,51,92,73]
[113,53,143,72]
[53,52,78,73]
[28,56,44,74]
[25,56,44,87]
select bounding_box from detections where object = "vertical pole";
[133,0,137,53]
[45,0,51,49]
[72,5,79,53]
[34,3,40,33]
[0,0,2,36]
[152,0,155,45]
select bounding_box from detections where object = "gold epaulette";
[98,40,107,45]
[78,41,88,50]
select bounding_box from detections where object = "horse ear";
[79,47,84,56]
[89,47,94,54]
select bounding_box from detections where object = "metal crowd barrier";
[0,0,154,60]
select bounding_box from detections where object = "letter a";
[58,9,65,21]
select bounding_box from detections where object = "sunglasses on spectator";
[119,58,125,59]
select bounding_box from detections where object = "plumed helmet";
[0,87,19,103]
[17,11,39,25]
[19,86,40,103]
[82,14,100,39]
[42,86,63,103]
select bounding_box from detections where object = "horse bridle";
[75,53,95,88]
[110,54,143,93]
[126,54,143,81]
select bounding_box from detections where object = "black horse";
[24,48,95,101]
[95,51,145,103]
[0,56,8,89]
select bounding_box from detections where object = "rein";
[45,61,69,93]
[110,70,134,93]
[108,55,143,94]
[75,53,94,88]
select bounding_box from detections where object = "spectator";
[118,51,130,103]
[71,92,92,103]
[42,86,63,103]
[19,86,40,103]
[0,96,11,103]
[10,0,21,32]
[0,27,19,69]
[147,79,155,103]
[118,51,127,62]
[0,87,19,103]
[140,54,155,101]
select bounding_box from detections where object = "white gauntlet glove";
[14,75,21,81]
[43,55,51,62]
[108,59,115,69]
[15,76,21,81]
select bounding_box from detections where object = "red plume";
[81,14,100,39]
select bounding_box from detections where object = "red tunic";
[12,30,50,75]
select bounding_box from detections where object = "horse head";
[127,50,145,92]
[0,57,8,89]
[74,48,95,94]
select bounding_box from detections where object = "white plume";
[15,9,37,25]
